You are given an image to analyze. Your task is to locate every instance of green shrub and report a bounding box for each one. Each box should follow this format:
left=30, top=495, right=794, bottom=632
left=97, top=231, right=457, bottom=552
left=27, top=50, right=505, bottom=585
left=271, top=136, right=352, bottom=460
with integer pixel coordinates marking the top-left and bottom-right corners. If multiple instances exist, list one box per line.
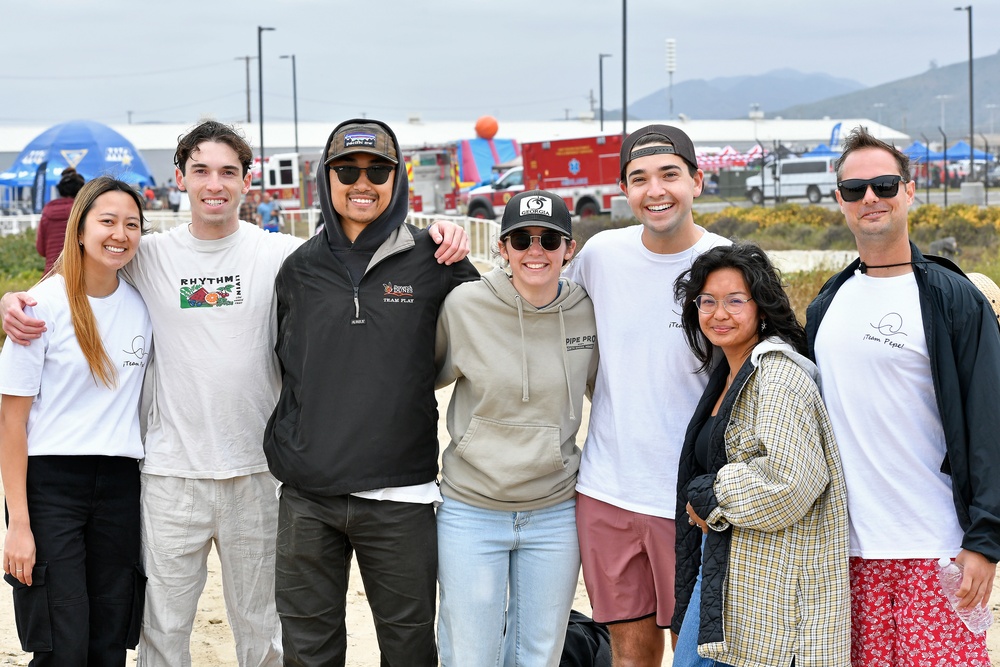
left=0, top=229, right=44, bottom=278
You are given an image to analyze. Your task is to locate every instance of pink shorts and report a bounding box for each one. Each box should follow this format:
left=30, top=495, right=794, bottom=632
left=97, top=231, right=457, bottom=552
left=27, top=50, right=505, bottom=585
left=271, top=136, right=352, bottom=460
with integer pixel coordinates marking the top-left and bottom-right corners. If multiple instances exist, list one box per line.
left=576, top=493, right=676, bottom=627
left=850, top=557, right=990, bottom=667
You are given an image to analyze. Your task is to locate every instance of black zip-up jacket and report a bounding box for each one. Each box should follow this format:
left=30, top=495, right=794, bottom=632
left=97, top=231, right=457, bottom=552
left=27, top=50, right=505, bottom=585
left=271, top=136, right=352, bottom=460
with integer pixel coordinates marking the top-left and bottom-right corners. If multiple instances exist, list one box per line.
left=263, top=119, right=478, bottom=495
left=806, top=243, right=1000, bottom=563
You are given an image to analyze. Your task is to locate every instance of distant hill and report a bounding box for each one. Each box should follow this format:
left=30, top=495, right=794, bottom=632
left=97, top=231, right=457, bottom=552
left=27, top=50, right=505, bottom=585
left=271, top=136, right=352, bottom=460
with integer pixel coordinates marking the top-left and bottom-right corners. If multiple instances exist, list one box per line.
left=774, top=51, right=1000, bottom=141
left=605, top=69, right=864, bottom=121
left=609, top=53, right=1000, bottom=143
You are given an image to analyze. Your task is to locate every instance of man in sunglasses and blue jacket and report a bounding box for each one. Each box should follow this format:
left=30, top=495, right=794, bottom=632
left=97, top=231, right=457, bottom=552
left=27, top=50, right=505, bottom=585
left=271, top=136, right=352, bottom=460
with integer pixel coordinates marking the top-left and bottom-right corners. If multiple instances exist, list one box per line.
left=807, top=125, right=1000, bottom=666
left=263, top=119, right=478, bottom=666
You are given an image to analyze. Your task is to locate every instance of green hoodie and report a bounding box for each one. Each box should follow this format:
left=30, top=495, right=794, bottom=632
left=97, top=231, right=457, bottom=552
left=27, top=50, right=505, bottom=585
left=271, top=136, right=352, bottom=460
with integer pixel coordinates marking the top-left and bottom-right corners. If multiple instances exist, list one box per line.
left=435, top=266, right=599, bottom=511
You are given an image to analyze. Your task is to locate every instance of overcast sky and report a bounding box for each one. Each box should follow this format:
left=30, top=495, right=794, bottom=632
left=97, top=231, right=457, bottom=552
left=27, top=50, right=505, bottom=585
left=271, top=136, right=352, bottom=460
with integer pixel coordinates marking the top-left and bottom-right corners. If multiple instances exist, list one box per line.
left=3, top=0, right=995, bottom=128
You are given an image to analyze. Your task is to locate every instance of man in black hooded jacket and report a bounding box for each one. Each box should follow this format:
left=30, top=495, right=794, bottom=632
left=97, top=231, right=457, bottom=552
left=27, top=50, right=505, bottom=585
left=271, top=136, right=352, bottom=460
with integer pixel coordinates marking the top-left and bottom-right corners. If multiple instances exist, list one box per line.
left=264, top=119, right=478, bottom=666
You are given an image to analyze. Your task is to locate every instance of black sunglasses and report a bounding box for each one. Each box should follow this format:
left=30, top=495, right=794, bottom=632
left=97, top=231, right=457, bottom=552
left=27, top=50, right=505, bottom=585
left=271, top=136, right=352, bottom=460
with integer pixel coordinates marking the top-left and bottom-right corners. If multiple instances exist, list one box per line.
left=837, top=175, right=904, bottom=202
left=330, top=164, right=395, bottom=185
left=504, top=230, right=567, bottom=252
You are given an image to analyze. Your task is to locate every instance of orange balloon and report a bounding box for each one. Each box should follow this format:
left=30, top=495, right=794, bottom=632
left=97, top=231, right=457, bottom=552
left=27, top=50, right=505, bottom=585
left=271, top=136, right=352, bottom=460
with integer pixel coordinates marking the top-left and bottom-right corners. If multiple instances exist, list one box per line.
left=475, top=115, right=499, bottom=140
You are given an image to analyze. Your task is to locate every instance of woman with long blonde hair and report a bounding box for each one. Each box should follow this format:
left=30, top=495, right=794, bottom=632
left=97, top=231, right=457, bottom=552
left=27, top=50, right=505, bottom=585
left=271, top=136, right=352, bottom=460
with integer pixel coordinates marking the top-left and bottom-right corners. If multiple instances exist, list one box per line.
left=0, top=176, right=152, bottom=665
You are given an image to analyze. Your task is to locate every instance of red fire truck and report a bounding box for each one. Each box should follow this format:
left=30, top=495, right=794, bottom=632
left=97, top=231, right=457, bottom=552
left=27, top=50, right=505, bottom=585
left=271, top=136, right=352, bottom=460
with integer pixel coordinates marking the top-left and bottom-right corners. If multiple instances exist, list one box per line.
left=463, top=134, right=623, bottom=219
left=251, top=146, right=460, bottom=214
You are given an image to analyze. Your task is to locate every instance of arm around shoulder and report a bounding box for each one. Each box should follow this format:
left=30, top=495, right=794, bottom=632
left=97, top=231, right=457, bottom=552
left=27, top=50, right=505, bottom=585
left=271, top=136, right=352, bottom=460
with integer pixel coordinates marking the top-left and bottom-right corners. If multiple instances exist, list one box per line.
left=1, top=292, right=45, bottom=346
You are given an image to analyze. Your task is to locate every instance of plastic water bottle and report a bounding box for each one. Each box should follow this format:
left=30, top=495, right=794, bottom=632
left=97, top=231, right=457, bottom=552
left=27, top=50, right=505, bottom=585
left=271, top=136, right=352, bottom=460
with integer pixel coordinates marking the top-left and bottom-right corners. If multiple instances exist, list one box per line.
left=936, top=557, right=994, bottom=634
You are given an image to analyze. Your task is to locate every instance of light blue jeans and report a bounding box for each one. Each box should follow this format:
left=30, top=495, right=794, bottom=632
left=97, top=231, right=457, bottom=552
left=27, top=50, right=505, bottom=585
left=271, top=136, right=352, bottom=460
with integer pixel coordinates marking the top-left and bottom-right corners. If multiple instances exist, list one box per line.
left=437, top=496, right=580, bottom=667
left=673, top=535, right=734, bottom=667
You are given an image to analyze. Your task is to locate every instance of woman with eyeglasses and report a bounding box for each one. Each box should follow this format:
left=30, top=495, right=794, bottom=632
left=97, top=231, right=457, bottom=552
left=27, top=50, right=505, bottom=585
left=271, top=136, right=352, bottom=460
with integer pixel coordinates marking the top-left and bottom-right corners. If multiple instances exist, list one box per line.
left=670, top=242, right=850, bottom=667
left=434, top=190, right=598, bottom=666
left=0, top=177, right=152, bottom=664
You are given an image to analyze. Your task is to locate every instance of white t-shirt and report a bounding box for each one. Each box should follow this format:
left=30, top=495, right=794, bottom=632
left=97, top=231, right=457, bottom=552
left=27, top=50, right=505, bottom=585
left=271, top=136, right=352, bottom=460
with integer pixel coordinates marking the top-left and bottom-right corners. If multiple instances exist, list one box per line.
left=124, top=222, right=302, bottom=478
left=564, top=225, right=729, bottom=517
left=0, top=275, right=151, bottom=459
left=814, top=271, right=964, bottom=558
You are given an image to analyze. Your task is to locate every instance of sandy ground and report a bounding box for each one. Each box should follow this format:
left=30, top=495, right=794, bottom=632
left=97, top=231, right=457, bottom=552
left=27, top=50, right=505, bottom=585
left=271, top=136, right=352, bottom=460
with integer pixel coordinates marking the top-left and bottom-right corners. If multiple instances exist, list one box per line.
left=1, top=385, right=999, bottom=665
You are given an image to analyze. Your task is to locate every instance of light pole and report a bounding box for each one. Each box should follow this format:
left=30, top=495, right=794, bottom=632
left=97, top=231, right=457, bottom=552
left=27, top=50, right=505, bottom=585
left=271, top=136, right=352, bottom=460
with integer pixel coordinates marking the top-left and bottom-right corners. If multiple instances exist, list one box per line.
left=936, top=94, right=952, bottom=132
left=987, top=104, right=997, bottom=134
left=939, top=126, right=949, bottom=207
left=920, top=132, right=932, bottom=202
left=665, top=38, right=676, bottom=118
left=621, top=0, right=627, bottom=138
left=873, top=102, right=885, bottom=128
left=598, top=53, right=611, bottom=132
left=235, top=55, right=257, bottom=123
left=280, top=54, right=299, bottom=153
left=257, top=25, right=275, bottom=199
left=955, top=6, right=973, bottom=180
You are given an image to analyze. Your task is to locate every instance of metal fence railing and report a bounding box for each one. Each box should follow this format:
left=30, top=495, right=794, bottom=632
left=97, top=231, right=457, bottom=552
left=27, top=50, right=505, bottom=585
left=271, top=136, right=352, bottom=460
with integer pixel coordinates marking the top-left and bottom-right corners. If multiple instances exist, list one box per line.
left=1, top=210, right=500, bottom=266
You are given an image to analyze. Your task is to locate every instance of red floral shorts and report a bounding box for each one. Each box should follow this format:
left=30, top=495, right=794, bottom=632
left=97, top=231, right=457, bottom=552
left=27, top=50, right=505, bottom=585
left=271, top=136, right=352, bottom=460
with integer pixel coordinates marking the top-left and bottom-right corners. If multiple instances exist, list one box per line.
left=849, top=557, right=990, bottom=667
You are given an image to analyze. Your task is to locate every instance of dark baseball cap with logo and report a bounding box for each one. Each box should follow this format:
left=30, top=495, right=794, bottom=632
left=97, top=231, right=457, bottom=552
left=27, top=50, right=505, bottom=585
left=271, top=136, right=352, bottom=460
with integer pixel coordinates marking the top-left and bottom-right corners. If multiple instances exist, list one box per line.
left=619, top=124, right=698, bottom=180
left=324, top=121, right=398, bottom=165
left=500, top=190, right=572, bottom=238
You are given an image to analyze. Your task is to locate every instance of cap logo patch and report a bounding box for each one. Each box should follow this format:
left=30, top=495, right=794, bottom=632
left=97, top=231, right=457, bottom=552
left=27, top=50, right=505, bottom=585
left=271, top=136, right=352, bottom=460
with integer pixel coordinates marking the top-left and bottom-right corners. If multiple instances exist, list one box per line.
left=521, top=195, right=552, bottom=217
left=344, top=133, right=376, bottom=148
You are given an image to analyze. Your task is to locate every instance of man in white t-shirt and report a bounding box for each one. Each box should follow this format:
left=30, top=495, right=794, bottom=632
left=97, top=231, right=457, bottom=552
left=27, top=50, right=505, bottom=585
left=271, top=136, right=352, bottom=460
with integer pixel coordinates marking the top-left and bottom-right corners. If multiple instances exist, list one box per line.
left=806, top=126, right=1000, bottom=666
left=1, top=121, right=470, bottom=666
left=563, top=124, right=728, bottom=666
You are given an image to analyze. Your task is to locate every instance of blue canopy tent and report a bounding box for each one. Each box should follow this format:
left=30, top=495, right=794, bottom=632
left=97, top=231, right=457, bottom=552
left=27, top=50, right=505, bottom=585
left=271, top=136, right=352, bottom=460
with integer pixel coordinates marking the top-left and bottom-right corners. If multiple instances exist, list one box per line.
left=944, top=141, right=994, bottom=162
left=901, top=141, right=944, bottom=163
left=802, top=143, right=841, bottom=157
left=0, top=120, right=155, bottom=212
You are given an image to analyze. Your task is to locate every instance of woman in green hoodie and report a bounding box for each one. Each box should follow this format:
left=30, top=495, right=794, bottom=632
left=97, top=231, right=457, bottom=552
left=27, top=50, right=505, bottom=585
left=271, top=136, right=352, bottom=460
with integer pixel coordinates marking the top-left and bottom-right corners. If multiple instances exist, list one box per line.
left=434, top=190, right=599, bottom=667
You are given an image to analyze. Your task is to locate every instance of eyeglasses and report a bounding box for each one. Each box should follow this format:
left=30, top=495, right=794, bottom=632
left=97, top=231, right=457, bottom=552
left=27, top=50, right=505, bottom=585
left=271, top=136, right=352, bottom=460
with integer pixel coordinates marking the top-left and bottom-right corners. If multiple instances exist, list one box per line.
left=694, top=294, right=754, bottom=315
left=330, top=164, right=395, bottom=185
left=504, top=231, right=568, bottom=252
left=837, top=175, right=904, bottom=202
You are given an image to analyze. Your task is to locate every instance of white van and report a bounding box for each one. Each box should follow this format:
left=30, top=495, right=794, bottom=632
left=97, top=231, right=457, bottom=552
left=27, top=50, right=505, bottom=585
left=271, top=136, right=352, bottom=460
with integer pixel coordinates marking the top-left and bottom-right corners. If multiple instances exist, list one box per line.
left=746, top=156, right=838, bottom=205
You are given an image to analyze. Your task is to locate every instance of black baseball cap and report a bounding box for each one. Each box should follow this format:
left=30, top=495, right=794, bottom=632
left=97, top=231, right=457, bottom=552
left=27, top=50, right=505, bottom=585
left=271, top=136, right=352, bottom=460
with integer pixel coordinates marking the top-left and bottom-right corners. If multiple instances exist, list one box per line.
left=620, top=124, right=699, bottom=180
left=500, top=190, right=572, bottom=237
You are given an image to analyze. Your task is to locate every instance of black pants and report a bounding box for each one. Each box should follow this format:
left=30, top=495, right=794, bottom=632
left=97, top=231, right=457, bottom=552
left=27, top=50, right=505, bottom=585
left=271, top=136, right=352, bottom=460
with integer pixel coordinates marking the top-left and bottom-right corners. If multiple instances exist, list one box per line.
left=5, top=456, right=143, bottom=667
left=275, top=487, right=437, bottom=667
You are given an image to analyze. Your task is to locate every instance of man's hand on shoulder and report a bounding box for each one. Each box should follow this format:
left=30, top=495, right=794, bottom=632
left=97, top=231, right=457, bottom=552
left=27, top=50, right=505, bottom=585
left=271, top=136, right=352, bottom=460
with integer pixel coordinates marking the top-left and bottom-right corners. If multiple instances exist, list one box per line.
left=954, top=548, right=997, bottom=609
left=1, top=292, right=45, bottom=345
left=428, top=220, right=471, bottom=265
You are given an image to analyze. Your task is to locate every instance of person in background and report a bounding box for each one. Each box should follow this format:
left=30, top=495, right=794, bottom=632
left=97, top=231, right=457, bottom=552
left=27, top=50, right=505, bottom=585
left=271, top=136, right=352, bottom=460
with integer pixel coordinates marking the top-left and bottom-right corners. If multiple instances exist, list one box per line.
left=672, top=242, right=849, bottom=667
left=36, top=167, right=86, bottom=273
left=1, top=177, right=152, bottom=665
left=257, top=192, right=279, bottom=232
left=807, top=126, right=1000, bottom=667
left=239, top=192, right=258, bottom=227
left=167, top=185, right=182, bottom=213
left=434, top=190, right=598, bottom=666
left=563, top=124, right=728, bottom=665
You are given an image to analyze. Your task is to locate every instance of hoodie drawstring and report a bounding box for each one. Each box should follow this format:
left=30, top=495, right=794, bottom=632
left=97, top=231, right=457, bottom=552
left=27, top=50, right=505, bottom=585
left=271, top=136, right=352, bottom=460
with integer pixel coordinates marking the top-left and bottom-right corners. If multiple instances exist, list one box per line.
left=515, top=295, right=529, bottom=403
left=558, top=305, right=575, bottom=421
left=514, top=291, right=575, bottom=420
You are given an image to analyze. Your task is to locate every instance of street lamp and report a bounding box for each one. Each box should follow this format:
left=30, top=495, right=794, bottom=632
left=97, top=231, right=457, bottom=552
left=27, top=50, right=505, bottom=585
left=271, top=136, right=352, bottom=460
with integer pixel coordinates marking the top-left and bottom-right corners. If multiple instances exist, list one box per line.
left=257, top=25, right=275, bottom=198
left=873, top=102, right=885, bottom=128
left=280, top=54, right=299, bottom=153
left=955, top=6, right=973, bottom=180
left=598, top=53, right=612, bottom=132
left=936, top=94, right=952, bottom=131
left=621, top=0, right=627, bottom=138
left=665, top=38, right=676, bottom=118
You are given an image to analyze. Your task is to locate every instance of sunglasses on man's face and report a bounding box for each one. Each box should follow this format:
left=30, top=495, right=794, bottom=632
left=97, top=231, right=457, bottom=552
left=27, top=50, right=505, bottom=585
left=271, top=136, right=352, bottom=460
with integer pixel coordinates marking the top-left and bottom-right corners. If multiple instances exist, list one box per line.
left=504, top=231, right=567, bottom=252
left=330, top=164, right=395, bottom=185
left=837, top=175, right=904, bottom=202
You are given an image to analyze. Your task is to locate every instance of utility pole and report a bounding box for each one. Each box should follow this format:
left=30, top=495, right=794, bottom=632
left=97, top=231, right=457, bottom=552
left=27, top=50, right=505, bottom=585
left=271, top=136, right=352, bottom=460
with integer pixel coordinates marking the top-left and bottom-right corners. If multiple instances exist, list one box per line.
left=235, top=55, right=257, bottom=123
left=257, top=26, right=275, bottom=199
left=665, top=38, right=676, bottom=118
